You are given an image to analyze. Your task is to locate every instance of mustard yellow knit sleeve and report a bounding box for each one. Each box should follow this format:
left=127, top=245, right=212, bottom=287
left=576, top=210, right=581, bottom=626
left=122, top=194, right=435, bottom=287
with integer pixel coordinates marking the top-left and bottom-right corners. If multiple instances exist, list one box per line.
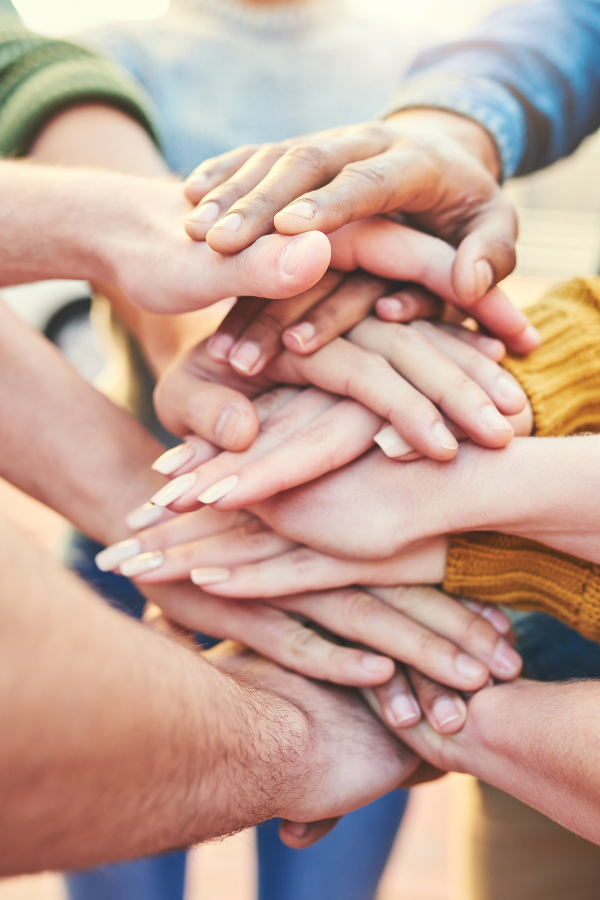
left=444, top=278, right=600, bottom=641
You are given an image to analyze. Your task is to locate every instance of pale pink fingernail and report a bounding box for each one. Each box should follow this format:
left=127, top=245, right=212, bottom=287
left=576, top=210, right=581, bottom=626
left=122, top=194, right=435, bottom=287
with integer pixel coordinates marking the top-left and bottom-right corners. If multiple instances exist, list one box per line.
left=376, top=297, right=404, bottom=319
left=211, top=211, right=242, bottom=232
left=433, top=422, right=459, bottom=451
left=230, top=341, right=261, bottom=375
left=284, top=321, right=316, bottom=350
left=374, top=424, right=413, bottom=459
left=433, top=696, right=465, bottom=728
left=95, top=538, right=141, bottom=572
left=496, top=375, right=525, bottom=401
left=152, top=443, right=195, bottom=475
left=207, top=333, right=235, bottom=362
left=492, top=639, right=521, bottom=676
left=361, top=654, right=392, bottom=676
left=125, top=503, right=165, bottom=531
left=151, top=472, right=197, bottom=507
left=388, top=693, right=420, bottom=726
left=198, top=474, right=239, bottom=504
left=279, top=200, right=316, bottom=220
left=454, top=653, right=486, bottom=680
left=120, top=551, right=164, bottom=577
left=188, top=201, right=220, bottom=224
left=191, top=567, right=231, bottom=585
left=523, top=323, right=541, bottom=347
left=480, top=405, right=513, bottom=432
left=474, top=259, right=493, bottom=298
left=280, top=233, right=313, bottom=277
left=215, top=404, right=245, bottom=448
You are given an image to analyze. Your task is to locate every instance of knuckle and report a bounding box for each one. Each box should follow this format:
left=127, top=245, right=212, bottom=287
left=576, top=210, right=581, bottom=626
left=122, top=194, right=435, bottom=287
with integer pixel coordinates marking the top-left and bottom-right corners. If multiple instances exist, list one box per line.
left=239, top=518, right=272, bottom=550
left=392, top=323, right=429, bottom=354
left=282, top=143, right=331, bottom=174
left=286, top=624, right=322, bottom=661
left=341, top=159, right=388, bottom=188
left=342, top=589, right=380, bottom=632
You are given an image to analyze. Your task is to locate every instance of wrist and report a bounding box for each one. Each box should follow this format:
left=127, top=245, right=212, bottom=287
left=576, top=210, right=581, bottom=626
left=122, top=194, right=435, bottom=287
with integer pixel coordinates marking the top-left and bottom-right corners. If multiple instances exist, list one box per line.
left=386, top=108, right=501, bottom=180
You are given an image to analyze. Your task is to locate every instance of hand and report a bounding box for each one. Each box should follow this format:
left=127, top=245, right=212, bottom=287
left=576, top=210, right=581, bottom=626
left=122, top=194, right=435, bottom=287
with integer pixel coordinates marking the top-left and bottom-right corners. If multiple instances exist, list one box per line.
left=205, top=641, right=419, bottom=848
left=191, top=217, right=537, bottom=359
left=99, top=176, right=331, bottom=314
left=150, top=326, right=530, bottom=513
left=183, top=109, right=522, bottom=310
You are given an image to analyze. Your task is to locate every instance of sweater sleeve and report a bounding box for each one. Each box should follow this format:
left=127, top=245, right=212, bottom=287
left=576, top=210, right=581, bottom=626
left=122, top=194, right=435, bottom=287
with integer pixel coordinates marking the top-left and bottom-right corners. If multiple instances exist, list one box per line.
left=443, top=277, right=600, bottom=641
left=0, top=2, right=159, bottom=157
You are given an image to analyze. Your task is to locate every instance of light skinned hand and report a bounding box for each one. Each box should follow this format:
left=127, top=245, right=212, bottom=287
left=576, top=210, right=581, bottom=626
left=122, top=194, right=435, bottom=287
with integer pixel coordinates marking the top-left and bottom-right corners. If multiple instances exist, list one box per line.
left=202, top=218, right=538, bottom=366
left=150, top=325, right=530, bottom=516
left=182, top=109, right=525, bottom=313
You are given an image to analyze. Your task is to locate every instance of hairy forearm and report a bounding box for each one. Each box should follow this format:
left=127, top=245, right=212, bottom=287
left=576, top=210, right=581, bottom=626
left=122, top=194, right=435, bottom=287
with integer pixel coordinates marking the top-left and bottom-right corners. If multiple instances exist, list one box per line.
left=0, top=516, right=311, bottom=874
left=458, top=680, right=600, bottom=844
left=0, top=301, right=164, bottom=544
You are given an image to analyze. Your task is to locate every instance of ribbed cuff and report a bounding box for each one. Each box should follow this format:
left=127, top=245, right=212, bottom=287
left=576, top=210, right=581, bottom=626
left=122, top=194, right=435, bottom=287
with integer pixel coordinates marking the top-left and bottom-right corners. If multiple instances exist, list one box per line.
left=502, top=278, right=600, bottom=437
left=381, top=73, right=526, bottom=180
left=444, top=533, right=600, bottom=643
left=0, top=50, right=160, bottom=157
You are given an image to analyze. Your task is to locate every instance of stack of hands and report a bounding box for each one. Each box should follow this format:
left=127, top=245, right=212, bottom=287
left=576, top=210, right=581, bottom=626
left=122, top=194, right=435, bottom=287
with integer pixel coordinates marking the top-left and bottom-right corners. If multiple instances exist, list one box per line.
left=95, top=117, right=538, bottom=831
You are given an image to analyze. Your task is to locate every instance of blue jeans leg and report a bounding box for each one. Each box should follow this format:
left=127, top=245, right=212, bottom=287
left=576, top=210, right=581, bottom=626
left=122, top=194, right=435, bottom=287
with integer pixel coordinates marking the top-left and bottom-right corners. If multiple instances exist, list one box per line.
left=256, top=789, right=410, bottom=900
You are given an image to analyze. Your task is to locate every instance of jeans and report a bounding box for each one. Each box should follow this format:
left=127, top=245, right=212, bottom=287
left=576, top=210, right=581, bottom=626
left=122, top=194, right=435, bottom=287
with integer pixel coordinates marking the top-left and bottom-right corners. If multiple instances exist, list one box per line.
left=63, top=532, right=409, bottom=900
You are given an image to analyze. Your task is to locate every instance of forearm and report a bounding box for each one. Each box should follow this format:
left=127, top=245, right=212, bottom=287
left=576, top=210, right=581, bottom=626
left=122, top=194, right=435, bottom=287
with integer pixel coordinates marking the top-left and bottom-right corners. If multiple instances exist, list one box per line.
left=457, top=679, right=600, bottom=843
left=0, top=516, right=311, bottom=874
left=0, top=301, right=164, bottom=544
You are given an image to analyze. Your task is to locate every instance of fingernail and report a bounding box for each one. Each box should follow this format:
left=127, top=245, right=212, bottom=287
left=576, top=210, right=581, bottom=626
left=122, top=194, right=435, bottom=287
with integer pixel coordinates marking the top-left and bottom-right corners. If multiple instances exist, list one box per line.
left=215, top=404, right=245, bottom=448
left=433, top=696, right=466, bottom=728
left=493, top=639, right=522, bottom=675
left=280, top=200, right=316, bottom=220
left=284, top=822, right=308, bottom=839
left=377, top=297, right=404, bottom=319
left=211, top=211, right=242, bottom=232
left=496, top=375, right=525, bottom=400
left=120, top=551, right=164, bottom=577
left=361, top=654, right=391, bottom=675
left=95, top=538, right=141, bottom=572
left=479, top=606, right=511, bottom=634
left=198, top=474, right=239, bottom=504
left=523, top=323, right=541, bottom=347
left=480, top=404, right=513, bottom=431
left=433, top=421, right=459, bottom=451
left=187, top=170, right=207, bottom=188
left=150, top=472, right=197, bottom=507
left=284, top=321, right=316, bottom=350
left=230, top=341, right=261, bottom=375
left=388, top=693, right=420, bottom=726
left=152, top=443, right=195, bottom=475
left=455, top=653, right=487, bottom=681
left=188, top=201, right=220, bottom=224
left=374, top=424, right=413, bottom=458
left=207, top=332, right=235, bottom=362
left=125, top=502, right=164, bottom=531
left=190, top=567, right=231, bottom=585
left=280, top=233, right=312, bottom=277
left=474, top=259, right=493, bottom=298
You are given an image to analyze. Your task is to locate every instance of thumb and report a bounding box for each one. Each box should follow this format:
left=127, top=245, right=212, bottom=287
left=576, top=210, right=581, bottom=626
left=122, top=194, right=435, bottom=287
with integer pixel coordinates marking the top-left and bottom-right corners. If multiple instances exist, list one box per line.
left=279, top=817, right=340, bottom=849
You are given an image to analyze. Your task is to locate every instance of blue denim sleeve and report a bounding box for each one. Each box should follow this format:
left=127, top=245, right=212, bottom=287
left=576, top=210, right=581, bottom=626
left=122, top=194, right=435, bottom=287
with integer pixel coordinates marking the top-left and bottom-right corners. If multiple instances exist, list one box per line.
left=386, top=0, right=600, bottom=179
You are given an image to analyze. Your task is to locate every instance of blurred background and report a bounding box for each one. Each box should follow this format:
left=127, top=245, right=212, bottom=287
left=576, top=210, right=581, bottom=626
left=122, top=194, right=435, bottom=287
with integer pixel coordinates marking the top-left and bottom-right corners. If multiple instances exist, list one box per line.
left=2, top=1, right=599, bottom=899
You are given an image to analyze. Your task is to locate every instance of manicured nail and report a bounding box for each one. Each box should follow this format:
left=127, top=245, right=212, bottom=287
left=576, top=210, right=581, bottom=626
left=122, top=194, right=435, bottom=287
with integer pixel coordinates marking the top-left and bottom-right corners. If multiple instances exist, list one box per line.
left=198, top=474, right=239, bottom=504
left=190, top=567, right=231, bottom=585
left=474, top=259, right=493, bottom=298
left=188, top=201, right=220, bottom=224
left=280, top=233, right=313, bottom=277
left=376, top=297, right=404, bottom=319
left=432, top=421, right=459, bottom=451
left=207, top=332, right=235, bottom=362
left=230, top=341, right=261, bottom=374
left=433, top=696, right=465, bottom=728
left=388, top=693, right=420, bottom=726
left=211, top=211, right=242, bottom=232
left=125, top=502, right=165, bottom=531
left=284, top=321, right=316, bottom=350
left=455, top=653, right=487, bottom=680
left=374, top=424, right=413, bottom=458
left=120, top=551, right=164, bottom=577
left=480, top=404, right=512, bottom=431
left=215, top=404, right=245, bottom=448
left=493, top=639, right=521, bottom=675
left=496, top=375, right=525, bottom=400
left=152, top=443, right=195, bottom=475
left=151, top=472, right=197, bottom=507
left=95, top=538, right=141, bottom=572
left=361, top=654, right=391, bottom=675
left=280, top=199, right=316, bottom=220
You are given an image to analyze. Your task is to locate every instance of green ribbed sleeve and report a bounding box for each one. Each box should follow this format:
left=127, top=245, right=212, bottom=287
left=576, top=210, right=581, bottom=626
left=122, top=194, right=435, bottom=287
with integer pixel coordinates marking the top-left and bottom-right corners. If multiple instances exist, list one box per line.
left=0, top=2, right=159, bottom=156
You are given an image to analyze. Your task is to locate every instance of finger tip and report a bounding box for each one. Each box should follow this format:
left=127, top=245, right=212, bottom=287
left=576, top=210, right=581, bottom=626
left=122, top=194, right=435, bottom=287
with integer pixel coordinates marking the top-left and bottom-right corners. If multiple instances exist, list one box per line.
left=185, top=220, right=209, bottom=241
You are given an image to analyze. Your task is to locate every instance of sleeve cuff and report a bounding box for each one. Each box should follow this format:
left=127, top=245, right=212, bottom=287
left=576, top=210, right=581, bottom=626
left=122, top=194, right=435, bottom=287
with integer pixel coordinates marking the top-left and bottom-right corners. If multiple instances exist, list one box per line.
left=381, top=73, right=527, bottom=180
left=0, top=54, right=160, bottom=157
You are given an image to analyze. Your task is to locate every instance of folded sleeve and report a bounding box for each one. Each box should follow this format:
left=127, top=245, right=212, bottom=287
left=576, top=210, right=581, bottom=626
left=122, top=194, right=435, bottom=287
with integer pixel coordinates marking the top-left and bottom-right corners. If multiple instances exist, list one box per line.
left=386, top=0, right=600, bottom=179
left=444, top=278, right=600, bottom=641
left=0, top=3, right=159, bottom=157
